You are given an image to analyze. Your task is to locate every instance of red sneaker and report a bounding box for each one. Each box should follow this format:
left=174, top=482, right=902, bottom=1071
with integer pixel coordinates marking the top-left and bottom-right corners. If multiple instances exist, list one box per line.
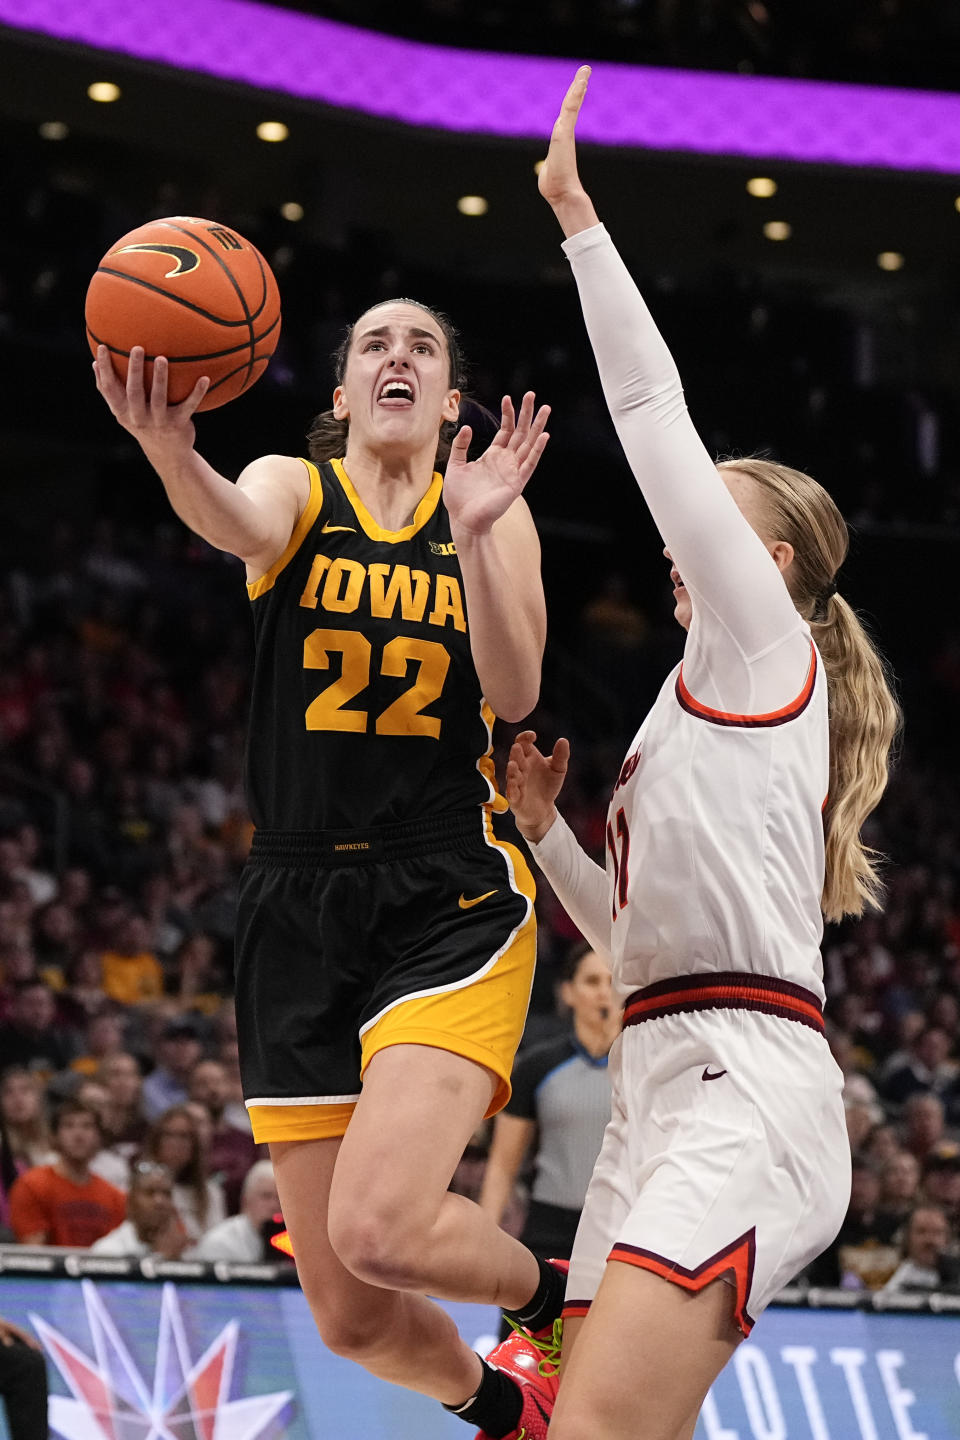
left=473, top=1320, right=563, bottom=1440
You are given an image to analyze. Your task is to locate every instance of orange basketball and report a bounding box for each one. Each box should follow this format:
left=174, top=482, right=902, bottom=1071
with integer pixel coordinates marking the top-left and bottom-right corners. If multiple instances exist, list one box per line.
left=85, top=216, right=282, bottom=412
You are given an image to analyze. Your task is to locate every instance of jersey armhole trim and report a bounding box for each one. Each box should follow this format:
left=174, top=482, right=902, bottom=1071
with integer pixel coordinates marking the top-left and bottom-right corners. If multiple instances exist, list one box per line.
left=247, top=457, right=324, bottom=599
left=675, top=639, right=817, bottom=729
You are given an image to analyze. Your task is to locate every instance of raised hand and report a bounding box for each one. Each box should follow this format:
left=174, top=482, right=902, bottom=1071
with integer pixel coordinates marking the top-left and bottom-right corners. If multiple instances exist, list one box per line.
left=93, top=345, right=209, bottom=457
left=442, top=392, right=550, bottom=535
left=538, top=66, right=600, bottom=238
left=506, top=729, right=570, bottom=842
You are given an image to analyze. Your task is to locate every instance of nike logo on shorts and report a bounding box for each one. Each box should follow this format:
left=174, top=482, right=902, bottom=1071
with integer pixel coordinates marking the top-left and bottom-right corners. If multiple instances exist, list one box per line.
left=701, top=1067, right=727, bottom=1081
left=458, top=890, right=497, bottom=909
left=321, top=522, right=356, bottom=533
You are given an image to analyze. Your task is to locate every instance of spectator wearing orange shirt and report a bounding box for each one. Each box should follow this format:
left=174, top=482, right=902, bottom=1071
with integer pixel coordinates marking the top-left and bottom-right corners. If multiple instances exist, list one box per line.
left=100, top=914, right=163, bottom=1006
left=9, top=1099, right=126, bottom=1247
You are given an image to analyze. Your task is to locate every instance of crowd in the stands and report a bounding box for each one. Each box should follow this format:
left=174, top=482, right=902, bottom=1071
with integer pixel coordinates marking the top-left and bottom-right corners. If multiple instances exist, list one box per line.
left=0, top=499, right=956, bottom=1292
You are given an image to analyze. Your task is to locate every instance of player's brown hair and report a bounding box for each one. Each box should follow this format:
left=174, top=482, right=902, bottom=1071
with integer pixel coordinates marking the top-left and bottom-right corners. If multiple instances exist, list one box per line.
left=307, top=298, right=465, bottom=467
left=718, top=458, right=901, bottom=923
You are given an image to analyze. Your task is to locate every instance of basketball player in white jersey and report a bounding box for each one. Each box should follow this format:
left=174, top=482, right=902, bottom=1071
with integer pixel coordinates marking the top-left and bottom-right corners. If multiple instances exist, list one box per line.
left=492, top=69, right=901, bottom=1440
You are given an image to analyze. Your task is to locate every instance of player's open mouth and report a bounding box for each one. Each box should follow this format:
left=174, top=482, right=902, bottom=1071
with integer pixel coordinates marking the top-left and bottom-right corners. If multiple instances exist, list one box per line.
left=378, top=380, right=414, bottom=405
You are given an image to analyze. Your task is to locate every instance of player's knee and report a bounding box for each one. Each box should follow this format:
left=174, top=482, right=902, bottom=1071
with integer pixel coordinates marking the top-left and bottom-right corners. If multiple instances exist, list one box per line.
left=329, top=1207, right=426, bottom=1290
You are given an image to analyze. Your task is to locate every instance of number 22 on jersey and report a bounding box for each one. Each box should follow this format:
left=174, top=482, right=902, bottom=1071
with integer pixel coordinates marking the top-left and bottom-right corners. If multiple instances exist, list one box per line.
left=304, top=628, right=451, bottom=737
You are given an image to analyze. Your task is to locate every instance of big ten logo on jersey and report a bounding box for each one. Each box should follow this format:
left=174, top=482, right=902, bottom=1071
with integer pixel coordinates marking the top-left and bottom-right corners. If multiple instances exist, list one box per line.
left=429, top=540, right=456, bottom=556
left=299, top=555, right=465, bottom=633
left=613, top=743, right=642, bottom=795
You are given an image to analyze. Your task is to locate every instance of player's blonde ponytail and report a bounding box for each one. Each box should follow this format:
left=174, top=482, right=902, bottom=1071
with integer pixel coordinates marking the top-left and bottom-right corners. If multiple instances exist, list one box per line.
left=718, top=458, right=901, bottom=923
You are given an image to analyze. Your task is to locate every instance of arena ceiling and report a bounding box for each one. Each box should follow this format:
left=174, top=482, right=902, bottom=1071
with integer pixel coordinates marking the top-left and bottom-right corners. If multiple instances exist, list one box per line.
left=2, top=15, right=959, bottom=311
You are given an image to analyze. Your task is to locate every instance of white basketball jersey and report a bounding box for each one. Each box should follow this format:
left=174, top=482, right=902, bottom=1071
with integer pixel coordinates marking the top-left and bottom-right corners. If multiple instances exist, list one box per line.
left=530, top=224, right=839, bottom=1013
left=604, top=635, right=829, bottom=1002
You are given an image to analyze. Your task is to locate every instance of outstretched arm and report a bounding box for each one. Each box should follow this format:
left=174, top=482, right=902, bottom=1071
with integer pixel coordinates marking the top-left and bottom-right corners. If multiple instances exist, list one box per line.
left=94, top=346, right=307, bottom=572
left=539, top=71, right=806, bottom=696
left=443, top=393, right=549, bottom=721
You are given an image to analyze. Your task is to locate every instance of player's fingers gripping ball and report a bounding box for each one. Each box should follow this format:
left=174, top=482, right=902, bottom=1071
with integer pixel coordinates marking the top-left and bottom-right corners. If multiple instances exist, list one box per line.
left=85, top=216, right=282, bottom=411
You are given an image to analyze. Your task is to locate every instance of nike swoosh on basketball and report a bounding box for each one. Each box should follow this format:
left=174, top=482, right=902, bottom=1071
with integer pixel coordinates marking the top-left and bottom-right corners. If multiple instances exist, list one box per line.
left=321, top=522, right=356, bottom=533
left=701, top=1067, right=727, bottom=1081
left=458, top=890, right=497, bottom=909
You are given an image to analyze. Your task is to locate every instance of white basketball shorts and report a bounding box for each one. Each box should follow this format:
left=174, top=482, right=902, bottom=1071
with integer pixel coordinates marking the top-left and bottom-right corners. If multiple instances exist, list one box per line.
left=563, top=972, right=850, bottom=1334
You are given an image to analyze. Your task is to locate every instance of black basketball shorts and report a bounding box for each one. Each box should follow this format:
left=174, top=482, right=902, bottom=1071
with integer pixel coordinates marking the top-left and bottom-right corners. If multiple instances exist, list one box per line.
left=235, top=808, right=536, bottom=1143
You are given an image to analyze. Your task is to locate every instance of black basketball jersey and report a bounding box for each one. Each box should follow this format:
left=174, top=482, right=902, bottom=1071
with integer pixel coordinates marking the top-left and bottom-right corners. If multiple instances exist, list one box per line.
left=245, top=457, right=507, bottom=831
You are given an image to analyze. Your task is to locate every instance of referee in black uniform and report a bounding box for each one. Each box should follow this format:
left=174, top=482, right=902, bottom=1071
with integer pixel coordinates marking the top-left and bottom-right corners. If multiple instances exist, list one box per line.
left=481, top=942, right=619, bottom=1305
left=93, top=302, right=567, bottom=1440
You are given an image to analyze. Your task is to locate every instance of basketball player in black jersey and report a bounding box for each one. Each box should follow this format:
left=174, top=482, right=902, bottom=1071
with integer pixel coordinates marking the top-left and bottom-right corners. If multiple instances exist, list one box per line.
left=93, top=303, right=565, bottom=1440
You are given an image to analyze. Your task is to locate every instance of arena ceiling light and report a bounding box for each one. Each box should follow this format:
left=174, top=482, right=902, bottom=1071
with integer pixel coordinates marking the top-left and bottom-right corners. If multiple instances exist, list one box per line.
left=256, top=121, right=288, bottom=142
left=746, top=177, right=777, bottom=197
left=5, top=0, right=960, bottom=174
left=457, top=195, right=489, bottom=216
left=280, top=202, right=304, bottom=222
left=877, top=251, right=905, bottom=271
left=87, top=81, right=121, bottom=103
left=38, top=120, right=68, bottom=139
left=763, top=220, right=792, bottom=241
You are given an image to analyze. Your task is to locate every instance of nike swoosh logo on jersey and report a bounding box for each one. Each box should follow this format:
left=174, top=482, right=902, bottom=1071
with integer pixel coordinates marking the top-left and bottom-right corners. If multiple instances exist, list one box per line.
left=701, top=1067, right=727, bottom=1082
left=321, top=522, right=356, bottom=533
left=458, top=890, right=497, bottom=910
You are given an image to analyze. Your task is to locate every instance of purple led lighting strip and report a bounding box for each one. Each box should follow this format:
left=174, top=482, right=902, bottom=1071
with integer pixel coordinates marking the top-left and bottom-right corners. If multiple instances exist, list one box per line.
left=3, top=0, right=960, bottom=174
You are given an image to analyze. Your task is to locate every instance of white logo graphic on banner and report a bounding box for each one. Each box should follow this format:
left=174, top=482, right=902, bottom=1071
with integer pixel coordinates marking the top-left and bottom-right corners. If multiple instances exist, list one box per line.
left=30, top=1279, right=294, bottom=1439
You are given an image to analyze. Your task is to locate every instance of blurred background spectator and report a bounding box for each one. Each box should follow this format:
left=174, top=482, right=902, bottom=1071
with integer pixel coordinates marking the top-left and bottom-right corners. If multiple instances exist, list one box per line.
left=193, top=1159, right=281, bottom=1263
left=882, top=1204, right=958, bottom=1292
left=141, top=1018, right=204, bottom=1121
left=7, top=1100, right=125, bottom=1248
left=89, top=1160, right=192, bottom=1260
left=139, top=1105, right=227, bottom=1242
left=0, top=1071, right=53, bottom=1173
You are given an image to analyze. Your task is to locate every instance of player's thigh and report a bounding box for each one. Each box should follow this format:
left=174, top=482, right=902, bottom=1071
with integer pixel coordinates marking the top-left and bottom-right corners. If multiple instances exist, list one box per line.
left=552, top=1263, right=740, bottom=1440
left=330, top=1042, right=497, bottom=1232
left=269, top=1136, right=394, bottom=1336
